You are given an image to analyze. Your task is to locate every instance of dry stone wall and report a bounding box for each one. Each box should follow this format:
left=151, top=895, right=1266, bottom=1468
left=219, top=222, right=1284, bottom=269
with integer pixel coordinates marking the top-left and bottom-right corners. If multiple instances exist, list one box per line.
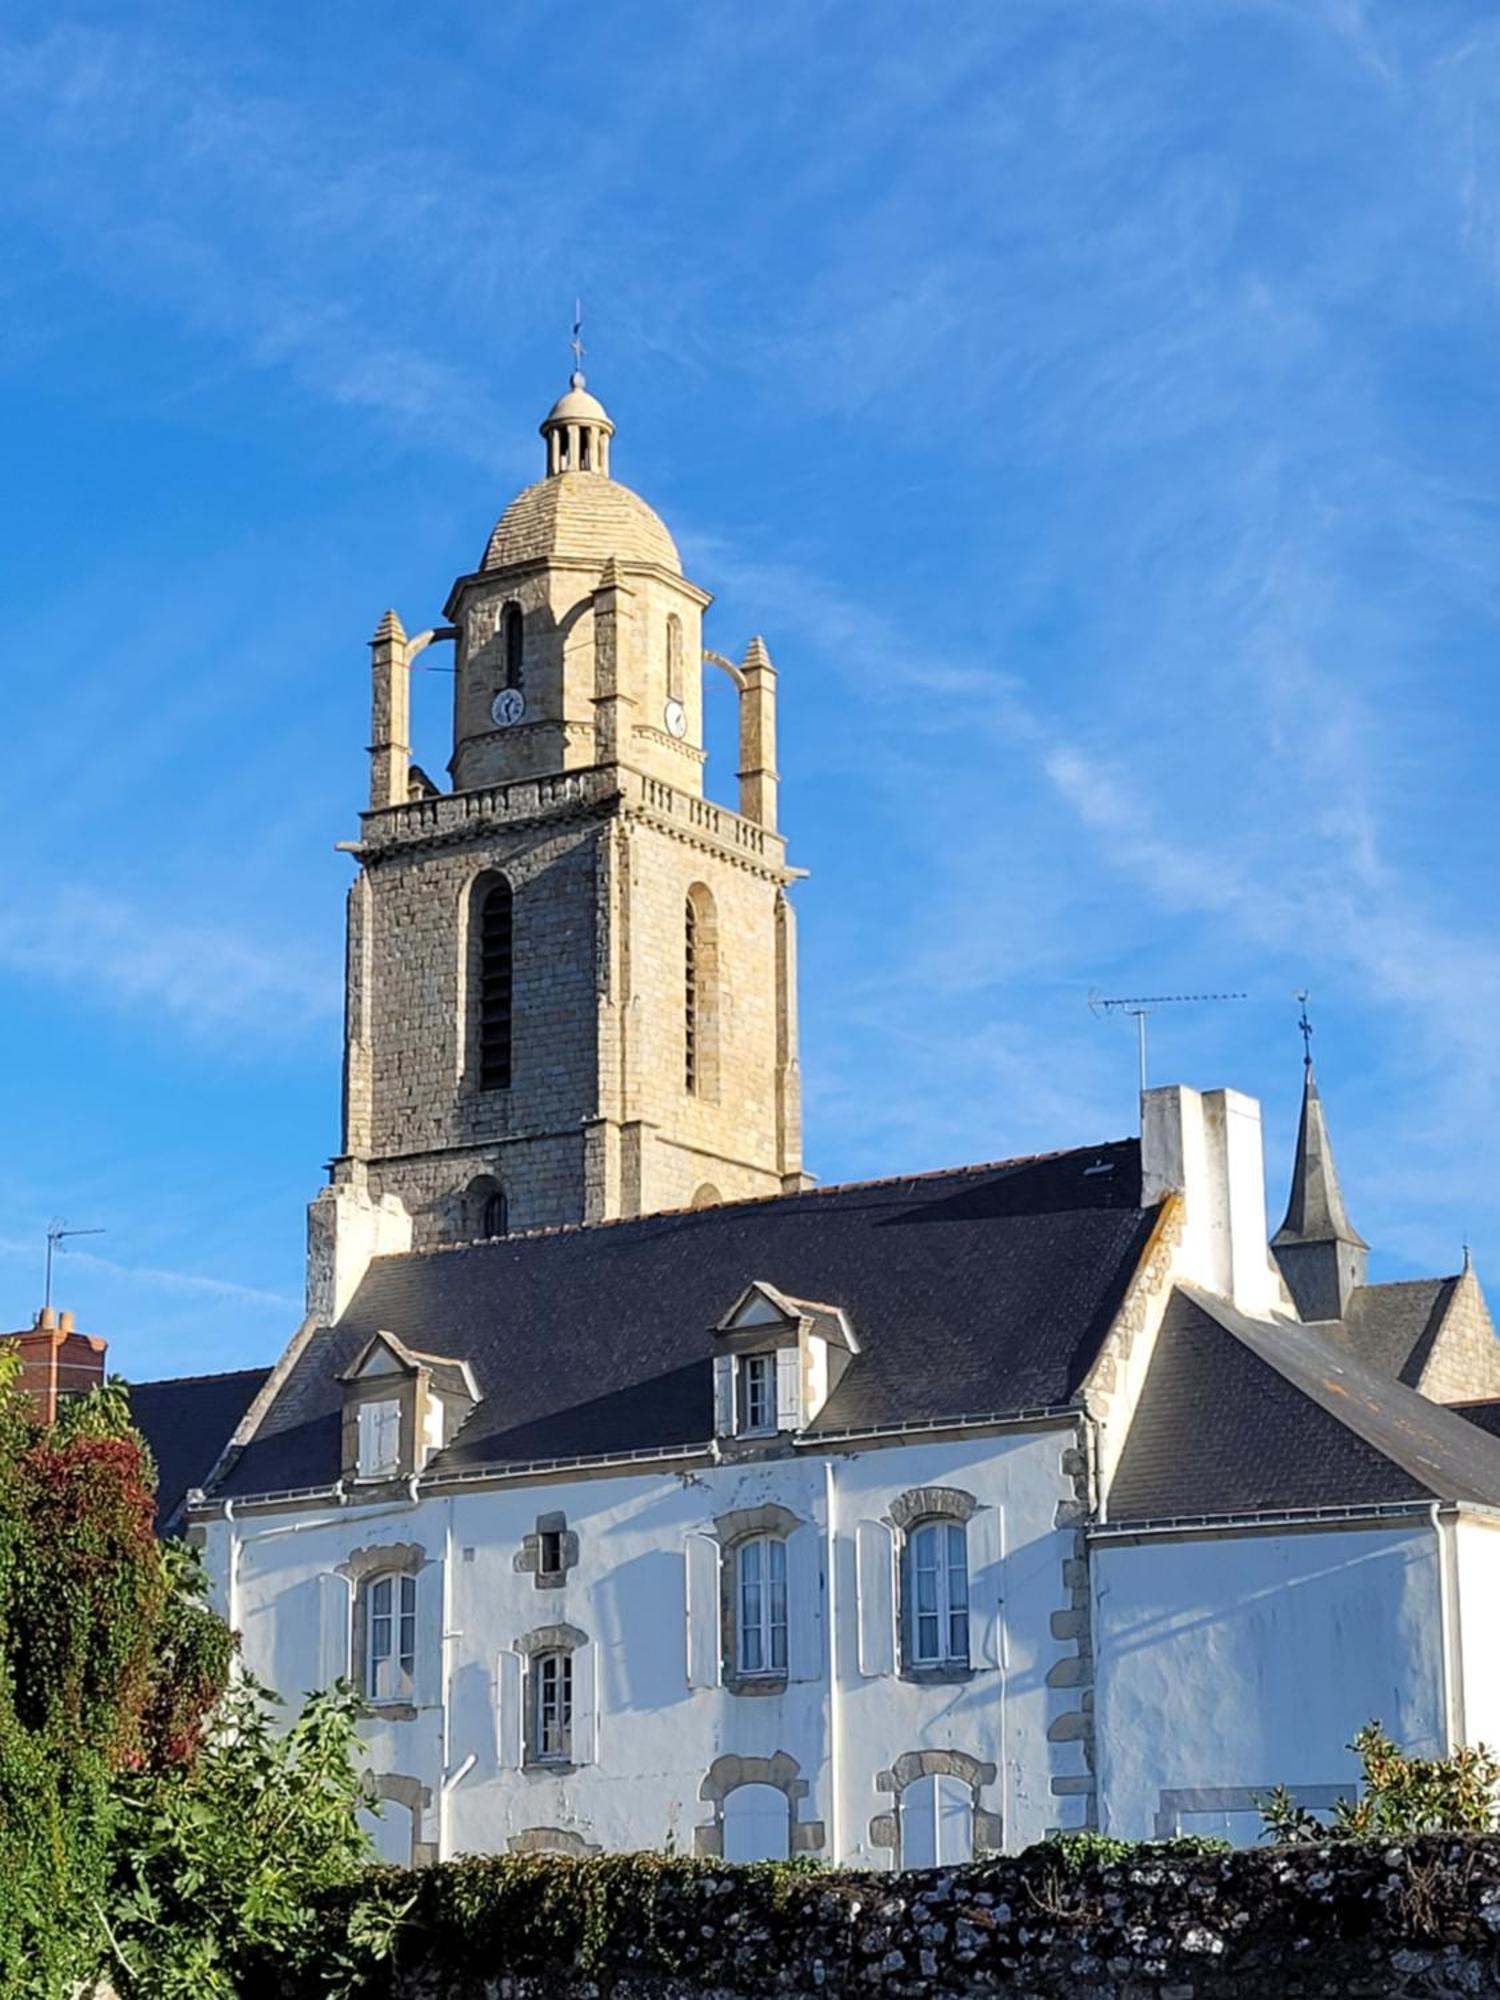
left=294, top=1837, right=1500, bottom=1998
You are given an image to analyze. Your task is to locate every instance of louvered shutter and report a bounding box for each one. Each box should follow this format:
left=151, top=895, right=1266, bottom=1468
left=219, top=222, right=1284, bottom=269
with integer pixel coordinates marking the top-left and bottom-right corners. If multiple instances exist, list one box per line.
left=571, top=1643, right=597, bottom=1766
left=685, top=1532, right=721, bottom=1689
left=497, top=1650, right=524, bottom=1769
left=316, top=1571, right=352, bottom=1688
left=713, top=1354, right=736, bottom=1436
left=855, top=1520, right=896, bottom=1677
left=414, top=1558, right=446, bottom=1708
left=785, top=1524, right=824, bottom=1681
left=775, top=1347, right=801, bottom=1430
left=968, top=1505, right=1004, bottom=1670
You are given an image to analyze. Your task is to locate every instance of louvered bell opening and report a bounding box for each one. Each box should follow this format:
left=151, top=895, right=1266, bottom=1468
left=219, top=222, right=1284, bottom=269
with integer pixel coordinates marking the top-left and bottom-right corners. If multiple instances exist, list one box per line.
left=684, top=895, right=698, bottom=1095
left=479, top=883, right=513, bottom=1091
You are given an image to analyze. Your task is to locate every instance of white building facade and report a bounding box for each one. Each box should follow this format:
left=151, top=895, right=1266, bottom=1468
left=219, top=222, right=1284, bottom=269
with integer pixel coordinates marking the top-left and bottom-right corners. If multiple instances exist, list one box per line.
left=174, top=372, right=1500, bottom=1868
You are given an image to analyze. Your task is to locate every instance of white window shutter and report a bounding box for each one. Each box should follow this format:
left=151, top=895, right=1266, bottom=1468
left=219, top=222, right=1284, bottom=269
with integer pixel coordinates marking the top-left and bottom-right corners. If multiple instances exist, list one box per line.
left=316, top=1571, right=352, bottom=1687
left=414, top=1558, right=446, bottom=1708
left=497, top=1649, right=524, bottom=1769
left=900, top=1774, right=938, bottom=1869
left=855, top=1519, right=896, bottom=1677
left=685, top=1532, right=721, bottom=1689
left=775, top=1346, right=801, bottom=1430
left=357, top=1402, right=379, bottom=1474
left=713, top=1354, right=736, bottom=1435
left=968, top=1504, right=1004, bottom=1669
left=571, top=1642, right=597, bottom=1766
left=785, top=1524, right=824, bottom=1681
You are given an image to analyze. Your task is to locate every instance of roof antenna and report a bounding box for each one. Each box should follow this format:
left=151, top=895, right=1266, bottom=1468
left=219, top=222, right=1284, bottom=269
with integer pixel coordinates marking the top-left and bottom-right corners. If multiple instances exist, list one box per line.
left=1088, top=990, right=1248, bottom=1096
left=570, top=299, right=585, bottom=384
left=44, top=1219, right=105, bottom=1313
left=1295, top=989, right=1314, bottom=1070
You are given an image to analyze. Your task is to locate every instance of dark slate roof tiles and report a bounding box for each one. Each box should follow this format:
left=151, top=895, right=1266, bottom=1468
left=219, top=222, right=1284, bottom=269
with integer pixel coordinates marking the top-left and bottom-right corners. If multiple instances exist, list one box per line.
left=128, top=1367, right=270, bottom=1532
left=214, top=1142, right=1155, bottom=1499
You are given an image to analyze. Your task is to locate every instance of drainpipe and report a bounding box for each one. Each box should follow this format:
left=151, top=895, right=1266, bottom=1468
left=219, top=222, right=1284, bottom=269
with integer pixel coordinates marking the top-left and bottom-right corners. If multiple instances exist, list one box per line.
left=824, top=1459, right=843, bottom=1865
left=1432, top=1502, right=1466, bottom=1752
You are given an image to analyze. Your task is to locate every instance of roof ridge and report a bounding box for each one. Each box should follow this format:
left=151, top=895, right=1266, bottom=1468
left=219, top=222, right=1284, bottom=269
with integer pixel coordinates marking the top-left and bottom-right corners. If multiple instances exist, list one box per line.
left=128, top=1365, right=272, bottom=1390
left=371, top=1138, right=1140, bottom=1263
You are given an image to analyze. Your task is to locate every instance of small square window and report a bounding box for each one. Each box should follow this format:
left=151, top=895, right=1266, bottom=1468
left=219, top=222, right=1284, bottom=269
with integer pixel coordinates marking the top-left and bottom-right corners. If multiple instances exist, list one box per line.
left=739, top=1353, right=774, bottom=1434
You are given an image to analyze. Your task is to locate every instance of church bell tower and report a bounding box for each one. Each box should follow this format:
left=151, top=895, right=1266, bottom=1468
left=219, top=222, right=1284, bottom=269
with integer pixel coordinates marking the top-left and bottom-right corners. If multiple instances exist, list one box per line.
left=326, top=369, right=806, bottom=1255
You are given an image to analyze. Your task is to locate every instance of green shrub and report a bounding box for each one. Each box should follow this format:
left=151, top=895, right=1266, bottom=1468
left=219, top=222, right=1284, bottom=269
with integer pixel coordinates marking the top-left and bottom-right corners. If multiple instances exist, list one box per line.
left=1260, top=1721, right=1500, bottom=1843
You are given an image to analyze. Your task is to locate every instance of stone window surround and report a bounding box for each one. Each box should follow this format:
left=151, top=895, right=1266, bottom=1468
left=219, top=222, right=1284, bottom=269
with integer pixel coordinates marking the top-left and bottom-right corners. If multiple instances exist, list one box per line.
left=507, top=1825, right=602, bottom=1857
left=694, top=1750, right=825, bottom=1859
left=888, top=1486, right=978, bottom=1684
left=514, top=1622, right=589, bottom=1772
left=339, top=1541, right=428, bottom=1721
left=370, top=1770, right=436, bottom=1868
left=1153, top=1783, right=1345, bottom=1840
left=514, top=1510, right=580, bottom=1591
left=712, top=1502, right=802, bottom=1696
left=867, top=1748, right=1002, bottom=1863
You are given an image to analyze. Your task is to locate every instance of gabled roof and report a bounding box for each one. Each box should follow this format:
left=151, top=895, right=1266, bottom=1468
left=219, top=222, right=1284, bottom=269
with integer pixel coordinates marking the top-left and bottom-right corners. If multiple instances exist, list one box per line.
left=1327, top=1277, right=1459, bottom=1386
left=337, top=1329, right=478, bottom=1401
left=1109, top=1287, right=1500, bottom=1522
left=209, top=1141, right=1156, bottom=1500
left=127, top=1367, right=271, bottom=1535
left=715, top=1281, right=858, bottom=1351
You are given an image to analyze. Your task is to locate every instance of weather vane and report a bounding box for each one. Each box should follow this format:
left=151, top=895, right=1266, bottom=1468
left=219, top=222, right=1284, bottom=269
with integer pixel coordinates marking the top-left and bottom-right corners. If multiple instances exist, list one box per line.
left=570, top=299, right=585, bottom=379
left=1295, top=989, right=1314, bottom=1069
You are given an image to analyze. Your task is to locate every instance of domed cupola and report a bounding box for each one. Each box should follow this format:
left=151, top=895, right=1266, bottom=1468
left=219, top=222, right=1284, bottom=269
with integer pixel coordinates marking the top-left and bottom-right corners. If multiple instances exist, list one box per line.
left=541, top=370, right=614, bottom=476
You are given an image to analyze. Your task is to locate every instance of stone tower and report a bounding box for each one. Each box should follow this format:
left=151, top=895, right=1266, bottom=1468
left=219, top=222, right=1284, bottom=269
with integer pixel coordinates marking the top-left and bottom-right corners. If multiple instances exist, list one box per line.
left=319, top=371, right=805, bottom=1270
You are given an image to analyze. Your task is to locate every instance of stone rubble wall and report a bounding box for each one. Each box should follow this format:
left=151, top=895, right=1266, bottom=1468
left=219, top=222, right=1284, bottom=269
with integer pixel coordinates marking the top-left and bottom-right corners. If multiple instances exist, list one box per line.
left=298, top=1837, right=1500, bottom=1998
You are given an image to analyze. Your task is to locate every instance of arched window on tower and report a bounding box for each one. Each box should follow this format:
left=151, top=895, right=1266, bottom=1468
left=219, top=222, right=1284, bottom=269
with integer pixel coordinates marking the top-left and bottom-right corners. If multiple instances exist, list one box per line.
left=684, top=883, right=720, bottom=1101
left=499, top=602, right=524, bottom=692
left=464, top=1175, right=508, bottom=1240
left=474, top=876, right=514, bottom=1092
left=666, top=614, right=685, bottom=703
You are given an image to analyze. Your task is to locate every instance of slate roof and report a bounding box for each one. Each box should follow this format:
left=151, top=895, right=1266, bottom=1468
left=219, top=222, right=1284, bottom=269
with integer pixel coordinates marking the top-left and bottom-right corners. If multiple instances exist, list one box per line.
left=212, top=1141, right=1156, bottom=1501
left=1109, top=1288, right=1500, bottom=1521
left=1452, top=1400, right=1500, bottom=1441
left=128, top=1367, right=270, bottom=1533
left=1332, top=1277, right=1460, bottom=1386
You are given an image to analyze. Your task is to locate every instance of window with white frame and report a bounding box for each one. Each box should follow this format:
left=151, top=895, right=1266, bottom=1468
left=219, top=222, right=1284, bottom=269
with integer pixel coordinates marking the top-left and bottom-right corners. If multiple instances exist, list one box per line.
left=365, top=1572, right=416, bottom=1700
left=905, top=1519, right=970, bottom=1668
left=738, top=1353, right=774, bottom=1434
left=736, top=1535, right=788, bottom=1677
left=357, top=1398, right=402, bottom=1479
left=529, top=1650, right=573, bottom=1764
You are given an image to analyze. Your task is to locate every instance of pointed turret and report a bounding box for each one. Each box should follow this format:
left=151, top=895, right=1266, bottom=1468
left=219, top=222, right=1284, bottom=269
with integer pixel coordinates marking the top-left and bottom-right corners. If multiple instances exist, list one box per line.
left=1271, top=1063, right=1368, bottom=1321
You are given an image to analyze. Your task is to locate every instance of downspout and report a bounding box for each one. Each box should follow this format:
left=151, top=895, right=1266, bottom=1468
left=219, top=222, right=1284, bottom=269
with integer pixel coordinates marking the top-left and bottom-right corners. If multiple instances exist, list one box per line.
left=1432, top=1502, right=1466, bottom=1752
left=823, top=1459, right=843, bottom=1865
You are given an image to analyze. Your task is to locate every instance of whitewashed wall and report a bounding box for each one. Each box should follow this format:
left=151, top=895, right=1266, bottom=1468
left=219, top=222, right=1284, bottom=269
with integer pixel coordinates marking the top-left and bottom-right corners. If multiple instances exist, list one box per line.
left=200, top=1423, right=1084, bottom=1867
left=1456, top=1517, right=1500, bottom=1755
left=1091, top=1520, right=1446, bottom=1842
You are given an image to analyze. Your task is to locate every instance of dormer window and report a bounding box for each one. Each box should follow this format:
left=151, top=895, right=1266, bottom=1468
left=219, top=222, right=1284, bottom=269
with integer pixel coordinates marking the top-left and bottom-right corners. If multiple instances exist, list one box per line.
left=338, top=1332, right=478, bottom=1486
left=739, top=1353, right=774, bottom=1434
left=711, top=1281, right=859, bottom=1440
left=358, top=1398, right=402, bottom=1480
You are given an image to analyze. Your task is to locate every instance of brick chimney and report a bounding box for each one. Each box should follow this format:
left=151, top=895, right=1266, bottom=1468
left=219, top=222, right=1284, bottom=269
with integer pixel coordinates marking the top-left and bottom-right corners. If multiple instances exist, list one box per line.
left=4, top=1307, right=107, bottom=1423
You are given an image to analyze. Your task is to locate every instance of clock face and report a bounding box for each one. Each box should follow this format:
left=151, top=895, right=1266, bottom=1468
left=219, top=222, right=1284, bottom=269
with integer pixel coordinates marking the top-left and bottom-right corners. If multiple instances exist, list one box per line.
left=663, top=698, right=687, bottom=740
left=490, top=687, right=526, bottom=728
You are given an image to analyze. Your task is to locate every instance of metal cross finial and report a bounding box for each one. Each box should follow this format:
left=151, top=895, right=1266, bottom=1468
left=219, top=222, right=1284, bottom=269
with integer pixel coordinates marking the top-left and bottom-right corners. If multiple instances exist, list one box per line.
left=1295, top=990, right=1314, bottom=1069
left=570, top=299, right=585, bottom=380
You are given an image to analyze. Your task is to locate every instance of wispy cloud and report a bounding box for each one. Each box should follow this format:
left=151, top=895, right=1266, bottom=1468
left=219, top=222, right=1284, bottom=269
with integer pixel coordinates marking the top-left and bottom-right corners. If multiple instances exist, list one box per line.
left=0, top=1237, right=296, bottom=1316
left=0, top=887, right=338, bottom=1041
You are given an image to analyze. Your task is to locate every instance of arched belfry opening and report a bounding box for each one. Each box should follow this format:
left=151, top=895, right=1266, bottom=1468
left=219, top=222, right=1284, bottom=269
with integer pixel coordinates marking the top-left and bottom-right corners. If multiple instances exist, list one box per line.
left=469, top=874, right=514, bottom=1094
left=684, top=883, right=721, bottom=1103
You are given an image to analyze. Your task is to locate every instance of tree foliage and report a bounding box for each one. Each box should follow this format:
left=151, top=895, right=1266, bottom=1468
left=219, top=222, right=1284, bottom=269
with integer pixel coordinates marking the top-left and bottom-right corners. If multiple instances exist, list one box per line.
left=1261, top=1721, right=1500, bottom=1842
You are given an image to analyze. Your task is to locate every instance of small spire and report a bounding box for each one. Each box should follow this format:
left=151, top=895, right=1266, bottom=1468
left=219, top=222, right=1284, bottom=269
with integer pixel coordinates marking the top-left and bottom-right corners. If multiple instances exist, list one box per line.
left=372, top=608, right=407, bottom=645
left=1272, top=1061, right=1367, bottom=1252
left=741, top=635, right=774, bottom=674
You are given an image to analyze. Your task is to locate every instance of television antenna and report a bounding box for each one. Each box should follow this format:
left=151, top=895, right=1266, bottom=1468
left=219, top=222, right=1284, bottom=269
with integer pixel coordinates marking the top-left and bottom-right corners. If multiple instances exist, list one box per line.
left=43, top=1220, right=105, bottom=1313
left=1088, top=990, right=1248, bottom=1094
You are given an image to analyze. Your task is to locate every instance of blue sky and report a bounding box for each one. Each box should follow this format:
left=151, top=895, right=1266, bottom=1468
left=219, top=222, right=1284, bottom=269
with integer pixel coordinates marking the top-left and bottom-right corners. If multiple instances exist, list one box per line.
left=3, top=0, right=1499, bottom=1378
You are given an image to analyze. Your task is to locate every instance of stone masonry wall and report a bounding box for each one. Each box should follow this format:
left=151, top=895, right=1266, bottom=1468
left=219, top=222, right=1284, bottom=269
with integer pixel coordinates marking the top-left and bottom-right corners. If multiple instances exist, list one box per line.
left=294, top=1837, right=1500, bottom=1999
